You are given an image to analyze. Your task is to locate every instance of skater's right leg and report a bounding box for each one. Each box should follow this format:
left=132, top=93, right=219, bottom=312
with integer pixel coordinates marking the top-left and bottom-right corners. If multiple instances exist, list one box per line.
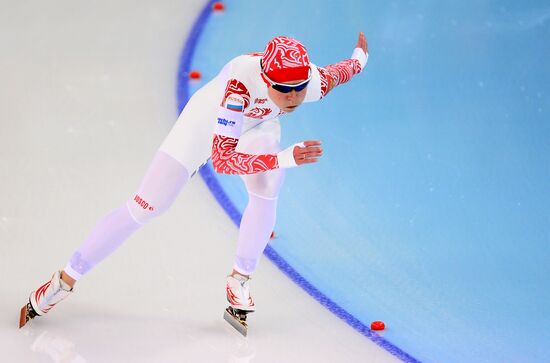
left=64, top=150, right=190, bottom=281
left=22, top=71, right=224, bottom=326
left=62, top=71, right=226, bottom=283
left=21, top=151, right=191, bottom=327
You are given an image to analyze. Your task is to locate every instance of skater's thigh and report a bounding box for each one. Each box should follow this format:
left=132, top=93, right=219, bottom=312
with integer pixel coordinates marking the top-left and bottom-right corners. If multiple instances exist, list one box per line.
left=128, top=151, right=189, bottom=223
left=159, top=77, right=225, bottom=175
left=237, top=119, right=285, bottom=199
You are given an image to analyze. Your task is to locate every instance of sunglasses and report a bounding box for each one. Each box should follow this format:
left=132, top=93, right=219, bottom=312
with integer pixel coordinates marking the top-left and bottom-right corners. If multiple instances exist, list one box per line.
left=261, top=62, right=311, bottom=94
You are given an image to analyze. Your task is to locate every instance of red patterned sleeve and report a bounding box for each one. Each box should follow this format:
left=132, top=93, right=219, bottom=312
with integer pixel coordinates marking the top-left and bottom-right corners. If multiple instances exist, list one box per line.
left=318, top=58, right=363, bottom=98
left=212, top=135, right=278, bottom=174
left=211, top=78, right=279, bottom=175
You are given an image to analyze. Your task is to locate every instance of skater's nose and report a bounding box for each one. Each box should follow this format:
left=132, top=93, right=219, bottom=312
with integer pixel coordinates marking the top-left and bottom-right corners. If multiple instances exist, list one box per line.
left=286, top=90, right=298, bottom=100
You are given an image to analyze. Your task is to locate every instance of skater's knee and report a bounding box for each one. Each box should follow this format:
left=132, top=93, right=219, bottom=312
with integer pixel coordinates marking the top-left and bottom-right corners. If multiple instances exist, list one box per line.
left=127, top=193, right=172, bottom=224
left=244, top=169, right=285, bottom=200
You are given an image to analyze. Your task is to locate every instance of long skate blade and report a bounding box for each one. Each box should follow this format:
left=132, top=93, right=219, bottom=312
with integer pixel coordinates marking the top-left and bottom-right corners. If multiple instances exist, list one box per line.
left=19, top=305, right=28, bottom=328
left=224, top=309, right=247, bottom=337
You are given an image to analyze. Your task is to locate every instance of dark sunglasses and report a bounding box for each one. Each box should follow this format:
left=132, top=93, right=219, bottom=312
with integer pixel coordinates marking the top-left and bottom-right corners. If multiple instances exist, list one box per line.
left=271, top=79, right=310, bottom=93
left=261, top=62, right=311, bottom=93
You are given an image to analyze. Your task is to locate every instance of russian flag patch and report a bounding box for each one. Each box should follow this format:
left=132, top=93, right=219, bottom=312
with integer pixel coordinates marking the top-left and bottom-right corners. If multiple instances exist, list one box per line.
left=226, top=103, right=243, bottom=112
left=224, top=94, right=244, bottom=112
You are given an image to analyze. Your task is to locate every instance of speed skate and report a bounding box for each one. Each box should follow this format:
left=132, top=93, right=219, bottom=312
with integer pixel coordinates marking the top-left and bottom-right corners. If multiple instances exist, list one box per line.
left=224, top=273, right=256, bottom=336
left=224, top=306, right=251, bottom=336
left=19, top=271, right=73, bottom=328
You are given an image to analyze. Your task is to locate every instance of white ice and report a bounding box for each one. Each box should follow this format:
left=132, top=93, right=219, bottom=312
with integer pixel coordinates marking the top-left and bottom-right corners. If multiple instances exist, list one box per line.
left=0, top=1, right=399, bottom=361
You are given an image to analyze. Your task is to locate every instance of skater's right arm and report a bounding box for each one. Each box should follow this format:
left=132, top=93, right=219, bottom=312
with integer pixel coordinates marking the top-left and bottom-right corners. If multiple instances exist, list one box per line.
left=211, top=80, right=322, bottom=174
left=211, top=79, right=278, bottom=174
left=212, top=134, right=278, bottom=174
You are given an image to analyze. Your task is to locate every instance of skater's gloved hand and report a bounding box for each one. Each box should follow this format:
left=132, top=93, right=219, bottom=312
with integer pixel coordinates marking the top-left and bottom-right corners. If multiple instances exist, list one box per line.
left=277, top=140, right=323, bottom=168
left=352, top=32, right=369, bottom=70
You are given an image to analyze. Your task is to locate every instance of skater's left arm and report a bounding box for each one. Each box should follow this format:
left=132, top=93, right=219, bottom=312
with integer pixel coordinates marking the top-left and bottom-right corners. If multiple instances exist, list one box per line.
left=316, top=32, right=369, bottom=99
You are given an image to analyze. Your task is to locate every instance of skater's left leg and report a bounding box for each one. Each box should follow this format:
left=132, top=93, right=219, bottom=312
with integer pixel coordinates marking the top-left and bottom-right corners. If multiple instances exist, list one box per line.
left=232, top=118, right=284, bottom=277
left=226, top=168, right=285, bottom=312
left=225, top=119, right=284, bottom=311
left=234, top=172, right=284, bottom=275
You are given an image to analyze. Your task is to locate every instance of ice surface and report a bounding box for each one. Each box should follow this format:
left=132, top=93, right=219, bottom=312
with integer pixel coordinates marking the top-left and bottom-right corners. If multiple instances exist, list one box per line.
left=0, top=1, right=398, bottom=362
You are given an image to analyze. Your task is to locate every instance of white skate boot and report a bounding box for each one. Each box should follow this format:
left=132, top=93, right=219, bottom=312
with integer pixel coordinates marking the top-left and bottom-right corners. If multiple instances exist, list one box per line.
left=226, top=273, right=255, bottom=312
left=224, top=273, right=255, bottom=336
left=19, top=271, right=73, bottom=328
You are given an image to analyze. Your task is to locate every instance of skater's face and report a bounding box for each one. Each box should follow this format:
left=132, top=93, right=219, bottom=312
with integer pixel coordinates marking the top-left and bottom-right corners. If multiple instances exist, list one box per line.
left=267, top=80, right=308, bottom=113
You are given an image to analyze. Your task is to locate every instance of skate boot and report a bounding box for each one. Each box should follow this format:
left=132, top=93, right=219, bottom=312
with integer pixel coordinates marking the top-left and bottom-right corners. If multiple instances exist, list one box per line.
left=224, top=273, right=255, bottom=336
left=19, top=271, right=73, bottom=328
